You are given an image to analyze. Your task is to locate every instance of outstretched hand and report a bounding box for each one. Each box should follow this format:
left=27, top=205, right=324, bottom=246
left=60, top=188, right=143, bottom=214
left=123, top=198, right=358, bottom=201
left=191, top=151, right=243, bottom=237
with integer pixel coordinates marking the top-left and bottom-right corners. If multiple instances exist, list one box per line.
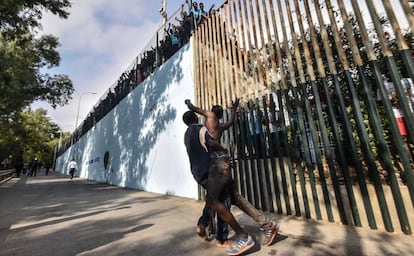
left=185, top=99, right=191, bottom=106
left=232, top=98, right=240, bottom=110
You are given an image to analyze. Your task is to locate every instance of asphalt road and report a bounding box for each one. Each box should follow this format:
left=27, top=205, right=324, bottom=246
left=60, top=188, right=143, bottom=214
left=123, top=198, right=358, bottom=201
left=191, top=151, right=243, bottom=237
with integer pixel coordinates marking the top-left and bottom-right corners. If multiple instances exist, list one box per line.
left=1, top=171, right=413, bottom=256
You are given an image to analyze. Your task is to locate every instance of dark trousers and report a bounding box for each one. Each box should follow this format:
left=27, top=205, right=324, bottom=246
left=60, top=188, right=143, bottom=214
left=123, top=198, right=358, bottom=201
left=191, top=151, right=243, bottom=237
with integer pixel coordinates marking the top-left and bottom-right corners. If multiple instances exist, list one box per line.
left=15, top=168, right=22, bottom=178
left=29, top=168, right=37, bottom=176
left=69, top=168, right=75, bottom=179
left=252, top=134, right=265, bottom=158
left=198, top=191, right=231, bottom=243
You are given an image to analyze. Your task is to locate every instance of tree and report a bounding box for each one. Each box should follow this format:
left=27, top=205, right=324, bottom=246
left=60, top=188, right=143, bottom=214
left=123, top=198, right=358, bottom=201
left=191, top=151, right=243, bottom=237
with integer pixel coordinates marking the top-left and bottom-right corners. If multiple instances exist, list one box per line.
left=0, top=108, right=60, bottom=167
left=0, top=0, right=73, bottom=119
left=0, top=0, right=71, bottom=40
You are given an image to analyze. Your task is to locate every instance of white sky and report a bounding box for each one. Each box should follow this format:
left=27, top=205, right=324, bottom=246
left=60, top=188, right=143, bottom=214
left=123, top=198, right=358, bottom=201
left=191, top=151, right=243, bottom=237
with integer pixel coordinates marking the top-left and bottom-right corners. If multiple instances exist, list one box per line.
left=32, top=0, right=220, bottom=132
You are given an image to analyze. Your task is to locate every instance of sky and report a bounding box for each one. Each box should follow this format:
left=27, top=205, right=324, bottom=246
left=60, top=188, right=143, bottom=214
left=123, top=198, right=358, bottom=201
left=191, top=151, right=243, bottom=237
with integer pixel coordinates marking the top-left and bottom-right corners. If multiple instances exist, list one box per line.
left=32, top=0, right=221, bottom=132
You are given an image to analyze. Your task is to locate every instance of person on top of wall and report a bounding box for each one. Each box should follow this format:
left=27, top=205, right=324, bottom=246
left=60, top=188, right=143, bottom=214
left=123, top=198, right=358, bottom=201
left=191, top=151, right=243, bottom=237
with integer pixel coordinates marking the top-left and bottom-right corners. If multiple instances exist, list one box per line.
left=186, top=0, right=201, bottom=29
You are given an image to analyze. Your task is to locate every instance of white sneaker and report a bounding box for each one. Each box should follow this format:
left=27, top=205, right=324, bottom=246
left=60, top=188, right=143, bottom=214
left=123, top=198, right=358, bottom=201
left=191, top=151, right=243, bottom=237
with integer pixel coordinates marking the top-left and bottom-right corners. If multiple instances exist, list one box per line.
left=226, top=234, right=255, bottom=255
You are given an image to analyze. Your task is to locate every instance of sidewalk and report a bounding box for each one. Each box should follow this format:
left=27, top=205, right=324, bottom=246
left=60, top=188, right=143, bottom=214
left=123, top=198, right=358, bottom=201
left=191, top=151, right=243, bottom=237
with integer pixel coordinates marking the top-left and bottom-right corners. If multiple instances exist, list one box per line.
left=0, top=171, right=413, bottom=256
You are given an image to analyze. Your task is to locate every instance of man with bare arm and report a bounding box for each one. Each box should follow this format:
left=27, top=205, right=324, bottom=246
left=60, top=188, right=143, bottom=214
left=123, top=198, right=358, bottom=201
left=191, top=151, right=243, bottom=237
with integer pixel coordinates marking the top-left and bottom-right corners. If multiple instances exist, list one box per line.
left=183, top=111, right=255, bottom=255
left=185, top=99, right=238, bottom=247
left=185, top=99, right=280, bottom=254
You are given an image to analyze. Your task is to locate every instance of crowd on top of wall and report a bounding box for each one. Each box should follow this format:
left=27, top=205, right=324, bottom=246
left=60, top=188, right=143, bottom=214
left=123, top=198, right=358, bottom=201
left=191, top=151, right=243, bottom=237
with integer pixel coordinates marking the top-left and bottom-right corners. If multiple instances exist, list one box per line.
left=58, top=1, right=217, bottom=156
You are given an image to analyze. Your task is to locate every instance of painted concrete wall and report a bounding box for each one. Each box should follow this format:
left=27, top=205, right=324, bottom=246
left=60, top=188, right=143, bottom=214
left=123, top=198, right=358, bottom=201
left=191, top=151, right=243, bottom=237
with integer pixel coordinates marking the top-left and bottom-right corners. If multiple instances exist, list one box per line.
left=56, top=43, right=199, bottom=199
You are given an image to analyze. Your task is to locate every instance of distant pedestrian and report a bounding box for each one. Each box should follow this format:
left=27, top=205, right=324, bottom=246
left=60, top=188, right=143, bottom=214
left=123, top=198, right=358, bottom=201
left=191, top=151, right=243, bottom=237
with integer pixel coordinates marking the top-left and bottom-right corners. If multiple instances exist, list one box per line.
left=14, top=156, right=24, bottom=178
left=29, top=158, right=38, bottom=176
left=68, top=158, right=77, bottom=179
left=25, top=162, right=31, bottom=175
left=45, top=162, right=51, bottom=176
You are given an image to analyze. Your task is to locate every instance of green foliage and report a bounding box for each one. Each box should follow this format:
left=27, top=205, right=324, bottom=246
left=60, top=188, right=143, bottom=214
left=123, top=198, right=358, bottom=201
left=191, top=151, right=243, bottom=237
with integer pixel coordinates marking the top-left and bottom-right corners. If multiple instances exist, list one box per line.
left=0, top=108, right=60, bottom=166
left=0, top=0, right=71, bottom=40
left=0, top=0, right=73, bottom=167
left=0, top=0, right=73, bottom=119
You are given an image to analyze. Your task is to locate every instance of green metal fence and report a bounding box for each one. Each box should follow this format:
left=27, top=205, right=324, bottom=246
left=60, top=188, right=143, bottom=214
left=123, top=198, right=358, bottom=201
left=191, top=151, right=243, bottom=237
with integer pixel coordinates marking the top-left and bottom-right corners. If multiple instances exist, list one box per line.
left=193, top=0, right=414, bottom=235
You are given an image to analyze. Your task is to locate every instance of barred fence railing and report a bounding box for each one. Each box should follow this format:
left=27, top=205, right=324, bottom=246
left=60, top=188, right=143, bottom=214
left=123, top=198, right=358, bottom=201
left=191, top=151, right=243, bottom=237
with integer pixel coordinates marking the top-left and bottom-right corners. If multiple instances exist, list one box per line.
left=192, top=0, right=414, bottom=235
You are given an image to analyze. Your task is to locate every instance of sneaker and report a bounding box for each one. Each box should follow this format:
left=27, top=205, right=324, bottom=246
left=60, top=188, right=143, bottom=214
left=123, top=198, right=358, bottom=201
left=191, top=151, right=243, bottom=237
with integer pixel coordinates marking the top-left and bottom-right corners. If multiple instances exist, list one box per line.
left=226, top=235, right=255, bottom=255
left=262, top=222, right=280, bottom=246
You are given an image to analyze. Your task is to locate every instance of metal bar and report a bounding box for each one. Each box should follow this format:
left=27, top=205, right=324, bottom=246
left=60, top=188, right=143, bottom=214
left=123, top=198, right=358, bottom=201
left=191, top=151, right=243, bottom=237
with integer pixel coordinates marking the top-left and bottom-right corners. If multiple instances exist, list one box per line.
left=253, top=0, right=269, bottom=95
left=241, top=0, right=258, bottom=99
left=326, top=0, right=394, bottom=231
left=193, top=27, right=201, bottom=106
left=314, top=0, right=376, bottom=229
left=267, top=0, right=302, bottom=216
left=262, top=94, right=283, bottom=213
left=285, top=0, right=334, bottom=222
left=263, top=94, right=292, bottom=214
left=365, top=0, right=414, bottom=160
left=236, top=0, right=252, bottom=98
left=283, top=88, right=312, bottom=218
left=302, top=0, right=360, bottom=226
left=275, top=0, right=323, bottom=220
left=248, top=0, right=265, bottom=96
left=237, top=107, right=250, bottom=198
left=351, top=0, right=414, bottom=233
left=339, top=0, right=410, bottom=234
left=211, top=12, right=222, bottom=106
left=247, top=100, right=264, bottom=209
left=225, top=2, right=241, bottom=100
left=217, top=7, right=230, bottom=107
left=261, top=0, right=278, bottom=94
left=293, top=0, right=343, bottom=222
left=400, top=0, right=414, bottom=33
left=255, top=96, right=272, bottom=211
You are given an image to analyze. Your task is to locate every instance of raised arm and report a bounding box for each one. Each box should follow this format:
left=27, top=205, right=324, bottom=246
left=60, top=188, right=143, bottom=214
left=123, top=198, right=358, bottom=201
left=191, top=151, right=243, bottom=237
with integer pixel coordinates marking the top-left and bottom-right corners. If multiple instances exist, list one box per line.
left=221, top=98, right=240, bottom=130
left=180, top=4, right=187, bottom=19
left=185, top=99, right=214, bottom=118
left=185, top=0, right=191, bottom=10
left=208, top=4, right=215, bottom=15
left=164, top=23, right=171, bottom=35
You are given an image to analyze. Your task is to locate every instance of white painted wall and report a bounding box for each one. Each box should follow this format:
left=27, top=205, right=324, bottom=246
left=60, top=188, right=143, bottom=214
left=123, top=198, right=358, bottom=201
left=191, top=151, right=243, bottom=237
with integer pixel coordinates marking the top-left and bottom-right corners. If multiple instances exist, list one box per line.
left=56, top=43, right=199, bottom=199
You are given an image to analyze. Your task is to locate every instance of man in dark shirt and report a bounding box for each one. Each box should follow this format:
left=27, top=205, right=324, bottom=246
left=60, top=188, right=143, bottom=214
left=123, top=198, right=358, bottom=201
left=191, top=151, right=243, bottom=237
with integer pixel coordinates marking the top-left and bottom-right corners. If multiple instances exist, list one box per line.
left=183, top=111, right=255, bottom=255
left=184, top=111, right=232, bottom=247
left=184, top=114, right=211, bottom=186
left=184, top=102, right=281, bottom=254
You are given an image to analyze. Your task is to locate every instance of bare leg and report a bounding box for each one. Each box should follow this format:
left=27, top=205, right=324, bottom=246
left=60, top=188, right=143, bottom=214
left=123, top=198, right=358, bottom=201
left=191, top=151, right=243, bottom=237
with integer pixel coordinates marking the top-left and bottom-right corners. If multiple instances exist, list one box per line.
left=210, top=200, right=248, bottom=238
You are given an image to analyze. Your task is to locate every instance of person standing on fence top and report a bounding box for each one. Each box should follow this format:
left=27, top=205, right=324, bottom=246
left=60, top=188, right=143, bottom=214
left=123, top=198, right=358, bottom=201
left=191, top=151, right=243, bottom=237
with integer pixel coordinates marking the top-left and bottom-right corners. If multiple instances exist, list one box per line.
left=186, top=0, right=201, bottom=28
left=68, top=158, right=77, bottom=180
left=198, top=2, right=210, bottom=25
